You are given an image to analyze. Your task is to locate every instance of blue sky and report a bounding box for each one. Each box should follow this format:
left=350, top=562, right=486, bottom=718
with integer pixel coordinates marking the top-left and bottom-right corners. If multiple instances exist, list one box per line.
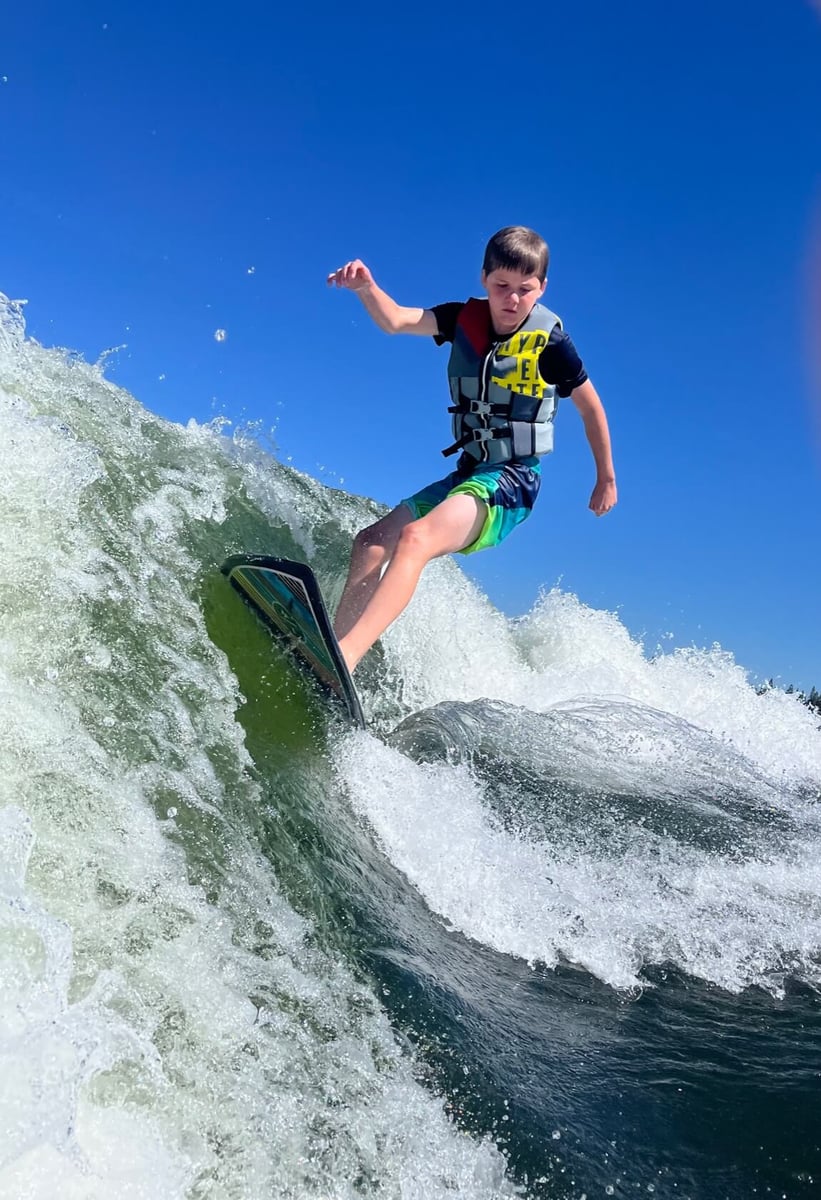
left=3, top=0, right=820, bottom=689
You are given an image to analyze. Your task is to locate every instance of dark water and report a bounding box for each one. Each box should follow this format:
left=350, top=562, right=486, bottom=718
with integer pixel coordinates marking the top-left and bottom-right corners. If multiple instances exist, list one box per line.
left=233, top=672, right=821, bottom=1199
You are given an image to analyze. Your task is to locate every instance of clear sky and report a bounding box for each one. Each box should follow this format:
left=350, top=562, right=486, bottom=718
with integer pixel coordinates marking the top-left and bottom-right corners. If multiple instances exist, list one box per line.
left=3, top=0, right=820, bottom=689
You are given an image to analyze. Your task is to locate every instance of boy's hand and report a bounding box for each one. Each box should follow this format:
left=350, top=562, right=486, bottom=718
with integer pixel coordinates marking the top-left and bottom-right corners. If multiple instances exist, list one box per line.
left=326, top=265, right=436, bottom=335
left=327, top=260, right=375, bottom=292
left=589, top=478, right=617, bottom=516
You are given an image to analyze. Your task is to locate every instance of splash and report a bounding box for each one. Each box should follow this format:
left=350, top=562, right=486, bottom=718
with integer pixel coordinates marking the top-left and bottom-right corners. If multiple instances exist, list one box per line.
left=0, top=295, right=517, bottom=1198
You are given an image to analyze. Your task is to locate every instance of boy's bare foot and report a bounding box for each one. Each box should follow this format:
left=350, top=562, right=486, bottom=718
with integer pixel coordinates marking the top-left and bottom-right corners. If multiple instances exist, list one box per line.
left=337, top=637, right=358, bottom=677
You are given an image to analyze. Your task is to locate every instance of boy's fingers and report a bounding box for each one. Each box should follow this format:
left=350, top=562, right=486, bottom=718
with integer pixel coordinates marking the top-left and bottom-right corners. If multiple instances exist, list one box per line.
left=327, top=261, right=369, bottom=288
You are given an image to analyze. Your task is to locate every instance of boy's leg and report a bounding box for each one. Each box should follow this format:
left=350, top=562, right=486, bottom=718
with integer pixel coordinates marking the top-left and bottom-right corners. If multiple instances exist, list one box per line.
left=337, top=493, right=486, bottom=674
left=333, top=504, right=415, bottom=641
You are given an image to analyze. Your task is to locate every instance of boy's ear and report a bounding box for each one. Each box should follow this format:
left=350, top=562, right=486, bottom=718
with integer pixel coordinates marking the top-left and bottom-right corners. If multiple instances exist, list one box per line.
left=480, top=269, right=488, bottom=287
left=540, top=276, right=548, bottom=294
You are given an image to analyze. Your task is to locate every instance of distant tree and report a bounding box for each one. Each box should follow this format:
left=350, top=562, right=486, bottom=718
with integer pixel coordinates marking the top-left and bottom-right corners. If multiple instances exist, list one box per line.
left=755, top=680, right=821, bottom=717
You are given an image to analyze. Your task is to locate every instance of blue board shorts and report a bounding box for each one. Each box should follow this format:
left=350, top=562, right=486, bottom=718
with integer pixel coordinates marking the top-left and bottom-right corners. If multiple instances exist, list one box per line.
left=401, top=457, right=542, bottom=555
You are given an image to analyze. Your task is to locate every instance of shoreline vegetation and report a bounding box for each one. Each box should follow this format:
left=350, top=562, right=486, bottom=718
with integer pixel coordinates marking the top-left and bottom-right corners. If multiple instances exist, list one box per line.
left=758, top=682, right=821, bottom=719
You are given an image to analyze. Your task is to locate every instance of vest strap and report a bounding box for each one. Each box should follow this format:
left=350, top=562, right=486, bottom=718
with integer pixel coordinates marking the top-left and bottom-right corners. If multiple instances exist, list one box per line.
left=447, top=399, right=510, bottom=417
left=441, top=426, right=509, bottom=458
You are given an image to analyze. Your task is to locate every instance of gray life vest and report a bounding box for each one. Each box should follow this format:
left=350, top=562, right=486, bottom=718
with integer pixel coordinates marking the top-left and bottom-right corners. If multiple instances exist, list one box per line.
left=442, top=298, right=562, bottom=464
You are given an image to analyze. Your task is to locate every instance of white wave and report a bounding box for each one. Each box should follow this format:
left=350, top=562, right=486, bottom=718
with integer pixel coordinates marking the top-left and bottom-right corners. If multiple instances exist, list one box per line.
left=336, top=586, right=821, bottom=996
left=0, top=295, right=517, bottom=1199
left=337, top=724, right=821, bottom=996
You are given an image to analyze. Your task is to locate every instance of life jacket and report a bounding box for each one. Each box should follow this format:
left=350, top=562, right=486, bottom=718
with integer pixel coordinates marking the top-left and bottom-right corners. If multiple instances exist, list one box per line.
left=442, top=298, right=562, bottom=464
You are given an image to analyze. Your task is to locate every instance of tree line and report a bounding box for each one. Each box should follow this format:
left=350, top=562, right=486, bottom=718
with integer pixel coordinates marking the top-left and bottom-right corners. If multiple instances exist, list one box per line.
left=758, top=681, right=821, bottom=716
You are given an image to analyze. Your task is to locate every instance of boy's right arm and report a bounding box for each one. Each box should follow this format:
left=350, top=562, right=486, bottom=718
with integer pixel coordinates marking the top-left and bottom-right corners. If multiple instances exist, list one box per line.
left=327, top=259, right=439, bottom=336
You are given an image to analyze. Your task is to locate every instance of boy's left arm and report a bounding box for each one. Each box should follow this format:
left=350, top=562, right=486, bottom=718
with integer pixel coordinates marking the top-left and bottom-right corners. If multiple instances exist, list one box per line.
left=570, top=380, right=618, bottom=516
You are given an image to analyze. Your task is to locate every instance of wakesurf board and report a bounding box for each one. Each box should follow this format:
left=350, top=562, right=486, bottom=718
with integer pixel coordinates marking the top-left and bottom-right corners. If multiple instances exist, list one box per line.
left=221, top=554, right=365, bottom=728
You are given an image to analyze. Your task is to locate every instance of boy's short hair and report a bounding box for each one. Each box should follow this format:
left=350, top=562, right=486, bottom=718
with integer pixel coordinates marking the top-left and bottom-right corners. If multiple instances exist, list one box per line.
left=483, top=226, right=549, bottom=282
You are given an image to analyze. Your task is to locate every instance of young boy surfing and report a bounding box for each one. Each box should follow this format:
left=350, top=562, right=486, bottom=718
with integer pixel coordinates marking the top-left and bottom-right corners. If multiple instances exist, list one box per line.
left=326, top=225, right=617, bottom=675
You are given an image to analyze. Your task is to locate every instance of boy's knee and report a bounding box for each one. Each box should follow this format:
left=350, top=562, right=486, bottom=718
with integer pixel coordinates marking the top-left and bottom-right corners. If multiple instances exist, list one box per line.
left=356, top=508, right=410, bottom=552
left=354, top=522, right=390, bottom=561
left=396, top=520, right=431, bottom=557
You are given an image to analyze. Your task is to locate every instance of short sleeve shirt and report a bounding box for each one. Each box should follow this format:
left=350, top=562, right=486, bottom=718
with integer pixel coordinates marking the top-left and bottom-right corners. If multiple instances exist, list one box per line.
left=431, top=301, right=588, bottom=398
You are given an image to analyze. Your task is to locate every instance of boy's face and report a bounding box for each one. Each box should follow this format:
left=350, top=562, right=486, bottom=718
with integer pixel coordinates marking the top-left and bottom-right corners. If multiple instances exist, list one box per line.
left=482, top=267, right=546, bottom=335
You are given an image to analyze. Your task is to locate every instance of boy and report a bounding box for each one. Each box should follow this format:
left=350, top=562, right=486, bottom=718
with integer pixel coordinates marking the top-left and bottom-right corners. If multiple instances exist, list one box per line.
left=326, top=225, right=617, bottom=675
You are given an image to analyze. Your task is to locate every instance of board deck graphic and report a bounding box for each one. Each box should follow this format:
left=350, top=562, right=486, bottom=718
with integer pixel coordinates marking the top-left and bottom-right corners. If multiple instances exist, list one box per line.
left=221, top=555, right=365, bottom=728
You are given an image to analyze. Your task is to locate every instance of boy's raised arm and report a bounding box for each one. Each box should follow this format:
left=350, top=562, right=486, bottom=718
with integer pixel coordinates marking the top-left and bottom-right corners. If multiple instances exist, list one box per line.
left=327, top=259, right=439, bottom=336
